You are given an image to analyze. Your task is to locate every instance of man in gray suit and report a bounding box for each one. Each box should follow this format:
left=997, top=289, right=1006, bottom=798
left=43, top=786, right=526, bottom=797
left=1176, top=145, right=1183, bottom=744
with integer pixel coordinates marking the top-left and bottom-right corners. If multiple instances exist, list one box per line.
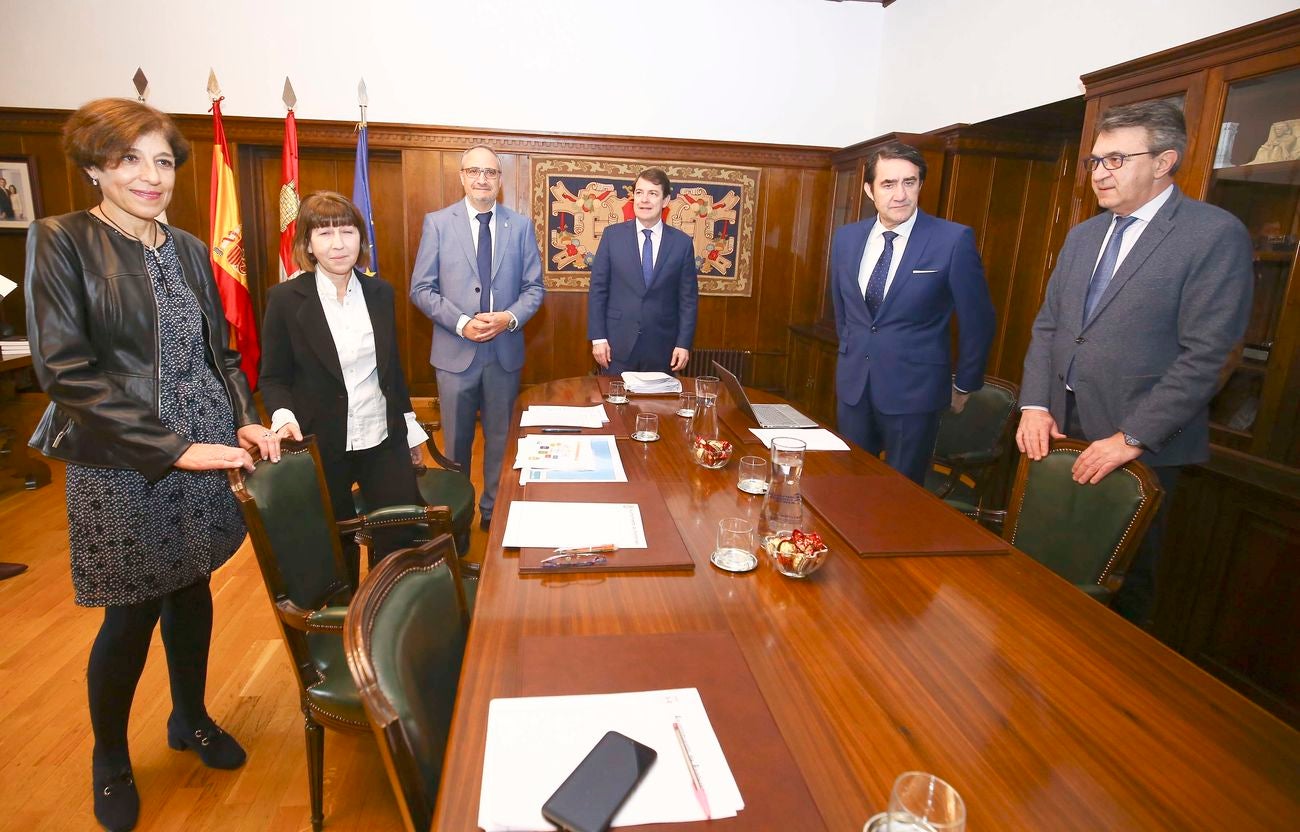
left=411, top=144, right=545, bottom=530
left=1017, top=100, right=1253, bottom=623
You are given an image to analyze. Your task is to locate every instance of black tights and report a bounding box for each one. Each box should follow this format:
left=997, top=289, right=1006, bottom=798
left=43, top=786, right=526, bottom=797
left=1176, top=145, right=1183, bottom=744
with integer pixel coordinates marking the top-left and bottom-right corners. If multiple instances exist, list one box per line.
left=87, top=579, right=214, bottom=769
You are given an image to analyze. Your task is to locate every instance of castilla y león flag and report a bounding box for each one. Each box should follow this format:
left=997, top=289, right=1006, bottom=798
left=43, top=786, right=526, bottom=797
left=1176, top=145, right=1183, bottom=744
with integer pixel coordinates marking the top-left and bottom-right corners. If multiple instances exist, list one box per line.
left=278, top=105, right=299, bottom=282
left=209, top=96, right=259, bottom=389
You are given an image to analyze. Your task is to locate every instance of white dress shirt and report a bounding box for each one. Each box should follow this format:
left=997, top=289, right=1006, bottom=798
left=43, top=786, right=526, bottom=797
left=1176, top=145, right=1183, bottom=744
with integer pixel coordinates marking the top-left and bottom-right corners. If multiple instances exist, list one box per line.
left=857, top=208, right=919, bottom=301
left=270, top=269, right=428, bottom=449
left=592, top=219, right=663, bottom=346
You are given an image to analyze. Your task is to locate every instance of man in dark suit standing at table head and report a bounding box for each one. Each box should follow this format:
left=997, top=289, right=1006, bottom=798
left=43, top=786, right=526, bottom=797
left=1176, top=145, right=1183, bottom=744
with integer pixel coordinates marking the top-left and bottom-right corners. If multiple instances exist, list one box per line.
left=829, top=141, right=996, bottom=485
left=588, top=167, right=698, bottom=375
left=1017, top=100, right=1253, bottom=624
left=410, top=144, right=546, bottom=531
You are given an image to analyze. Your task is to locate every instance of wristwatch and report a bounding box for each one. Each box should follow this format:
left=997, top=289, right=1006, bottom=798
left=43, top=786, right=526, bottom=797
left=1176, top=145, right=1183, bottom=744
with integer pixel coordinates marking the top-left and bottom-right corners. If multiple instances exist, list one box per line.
left=506, top=314, right=518, bottom=332
left=1123, top=433, right=1143, bottom=449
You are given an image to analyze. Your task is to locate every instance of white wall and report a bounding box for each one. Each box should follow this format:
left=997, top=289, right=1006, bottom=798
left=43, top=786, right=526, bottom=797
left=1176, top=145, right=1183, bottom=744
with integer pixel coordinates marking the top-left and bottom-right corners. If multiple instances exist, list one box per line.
left=876, top=0, right=1299, bottom=137
left=1, top=0, right=883, bottom=147
left=2, top=1, right=1296, bottom=147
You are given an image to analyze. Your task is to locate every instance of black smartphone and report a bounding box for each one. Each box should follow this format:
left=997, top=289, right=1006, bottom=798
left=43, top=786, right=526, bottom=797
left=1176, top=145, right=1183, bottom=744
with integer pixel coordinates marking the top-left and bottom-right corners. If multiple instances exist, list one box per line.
left=541, top=731, right=658, bottom=832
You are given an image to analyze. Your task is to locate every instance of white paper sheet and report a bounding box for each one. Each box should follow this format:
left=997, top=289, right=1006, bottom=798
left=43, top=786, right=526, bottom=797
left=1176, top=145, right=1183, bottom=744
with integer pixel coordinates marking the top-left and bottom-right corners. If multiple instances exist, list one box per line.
left=749, top=427, right=851, bottom=451
left=519, top=404, right=610, bottom=428
left=478, top=688, right=744, bottom=832
left=501, top=502, right=647, bottom=550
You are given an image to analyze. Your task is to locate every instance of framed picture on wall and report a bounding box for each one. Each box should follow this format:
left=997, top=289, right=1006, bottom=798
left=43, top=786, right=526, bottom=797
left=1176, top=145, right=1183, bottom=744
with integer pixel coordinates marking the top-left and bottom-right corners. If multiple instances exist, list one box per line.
left=0, top=156, right=41, bottom=230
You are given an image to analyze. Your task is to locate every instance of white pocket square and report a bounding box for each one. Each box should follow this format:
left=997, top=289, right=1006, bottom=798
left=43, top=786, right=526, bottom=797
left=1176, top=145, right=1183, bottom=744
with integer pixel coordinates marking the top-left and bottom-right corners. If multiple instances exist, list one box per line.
left=913, top=269, right=940, bottom=274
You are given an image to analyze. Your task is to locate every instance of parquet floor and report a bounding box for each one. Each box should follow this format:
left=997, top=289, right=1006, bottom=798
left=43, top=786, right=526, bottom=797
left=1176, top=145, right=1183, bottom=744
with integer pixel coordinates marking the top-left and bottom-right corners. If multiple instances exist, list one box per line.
left=0, top=407, right=487, bottom=831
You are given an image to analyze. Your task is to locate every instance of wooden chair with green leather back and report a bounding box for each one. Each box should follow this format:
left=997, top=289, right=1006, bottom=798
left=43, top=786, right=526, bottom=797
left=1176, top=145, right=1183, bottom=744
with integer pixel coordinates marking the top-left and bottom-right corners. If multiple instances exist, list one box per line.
left=352, top=397, right=476, bottom=561
left=228, top=437, right=454, bottom=832
left=926, top=375, right=1019, bottom=524
left=344, top=532, right=470, bottom=832
left=1003, top=439, right=1163, bottom=605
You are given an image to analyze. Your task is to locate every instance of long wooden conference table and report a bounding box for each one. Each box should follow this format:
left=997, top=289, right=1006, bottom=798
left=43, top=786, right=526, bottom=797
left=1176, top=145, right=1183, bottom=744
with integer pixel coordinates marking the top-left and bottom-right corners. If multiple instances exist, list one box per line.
left=434, top=377, right=1300, bottom=830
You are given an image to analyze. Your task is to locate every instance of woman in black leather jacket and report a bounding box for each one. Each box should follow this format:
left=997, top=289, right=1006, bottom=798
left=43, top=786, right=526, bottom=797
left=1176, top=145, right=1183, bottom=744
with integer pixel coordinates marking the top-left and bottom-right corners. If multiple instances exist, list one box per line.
left=24, top=98, right=280, bottom=832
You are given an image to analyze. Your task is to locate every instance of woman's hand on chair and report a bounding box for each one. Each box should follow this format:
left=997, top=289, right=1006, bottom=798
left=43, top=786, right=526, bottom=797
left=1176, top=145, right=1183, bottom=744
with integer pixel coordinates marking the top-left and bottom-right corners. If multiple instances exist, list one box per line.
left=176, top=442, right=255, bottom=472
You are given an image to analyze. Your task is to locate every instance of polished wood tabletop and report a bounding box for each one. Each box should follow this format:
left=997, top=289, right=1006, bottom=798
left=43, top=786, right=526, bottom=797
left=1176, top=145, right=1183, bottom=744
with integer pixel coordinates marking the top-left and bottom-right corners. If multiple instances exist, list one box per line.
left=434, top=377, right=1300, bottom=830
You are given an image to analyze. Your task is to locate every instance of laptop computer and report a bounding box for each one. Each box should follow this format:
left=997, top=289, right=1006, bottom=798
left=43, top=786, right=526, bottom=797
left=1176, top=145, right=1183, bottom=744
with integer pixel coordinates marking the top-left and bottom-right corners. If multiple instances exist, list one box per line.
left=712, top=360, right=818, bottom=428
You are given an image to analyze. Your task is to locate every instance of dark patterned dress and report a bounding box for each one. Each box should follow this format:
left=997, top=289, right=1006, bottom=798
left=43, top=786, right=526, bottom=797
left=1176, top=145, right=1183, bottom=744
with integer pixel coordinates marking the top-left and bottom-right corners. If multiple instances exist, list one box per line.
left=65, top=225, right=247, bottom=607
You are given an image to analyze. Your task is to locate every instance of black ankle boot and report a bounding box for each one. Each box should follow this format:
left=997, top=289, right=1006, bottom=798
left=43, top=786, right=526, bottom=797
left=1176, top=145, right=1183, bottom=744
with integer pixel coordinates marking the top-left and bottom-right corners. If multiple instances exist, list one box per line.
left=92, top=765, right=139, bottom=832
left=166, top=715, right=246, bottom=770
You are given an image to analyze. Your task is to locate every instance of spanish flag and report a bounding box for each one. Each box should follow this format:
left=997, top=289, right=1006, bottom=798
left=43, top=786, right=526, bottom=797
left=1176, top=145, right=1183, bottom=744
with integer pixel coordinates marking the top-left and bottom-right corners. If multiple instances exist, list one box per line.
left=209, top=96, right=259, bottom=389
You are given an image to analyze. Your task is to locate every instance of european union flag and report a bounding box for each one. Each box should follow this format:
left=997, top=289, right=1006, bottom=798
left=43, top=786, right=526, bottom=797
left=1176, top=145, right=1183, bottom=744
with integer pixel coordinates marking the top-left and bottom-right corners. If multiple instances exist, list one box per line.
left=353, top=124, right=378, bottom=276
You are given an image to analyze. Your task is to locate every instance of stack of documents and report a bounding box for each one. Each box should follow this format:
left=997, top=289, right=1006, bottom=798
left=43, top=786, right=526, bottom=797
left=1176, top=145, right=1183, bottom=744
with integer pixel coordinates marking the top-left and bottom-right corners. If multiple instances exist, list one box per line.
left=621, top=371, right=682, bottom=395
left=479, top=687, right=744, bottom=830
left=0, top=338, right=31, bottom=359
left=519, top=404, right=610, bottom=429
left=515, top=434, right=628, bottom=484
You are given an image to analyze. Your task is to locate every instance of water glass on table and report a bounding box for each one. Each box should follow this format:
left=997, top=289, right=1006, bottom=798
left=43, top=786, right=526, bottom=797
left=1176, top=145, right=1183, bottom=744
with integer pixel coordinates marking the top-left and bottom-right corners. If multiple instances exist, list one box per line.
left=607, top=379, right=629, bottom=404
left=632, top=413, right=659, bottom=442
left=695, top=375, right=719, bottom=403
left=676, top=392, right=697, bottom=418
left=711, top=517, right=756, bottom=571
left=865, top=771, right=966, bottom=832
left=737, top=455, right=769, bottom=494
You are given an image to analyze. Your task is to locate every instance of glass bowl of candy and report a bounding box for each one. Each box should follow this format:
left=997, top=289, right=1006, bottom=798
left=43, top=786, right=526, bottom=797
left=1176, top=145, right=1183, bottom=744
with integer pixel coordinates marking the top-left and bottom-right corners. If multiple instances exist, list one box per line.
left=762, top=529, right=829, bottom=578
left=691, top=436, right=734, bottom=469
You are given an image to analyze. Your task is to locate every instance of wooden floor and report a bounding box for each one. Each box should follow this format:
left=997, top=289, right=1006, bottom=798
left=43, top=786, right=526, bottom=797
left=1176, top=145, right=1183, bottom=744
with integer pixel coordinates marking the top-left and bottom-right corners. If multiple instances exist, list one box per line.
left=0, top=422, right=489, bottom=832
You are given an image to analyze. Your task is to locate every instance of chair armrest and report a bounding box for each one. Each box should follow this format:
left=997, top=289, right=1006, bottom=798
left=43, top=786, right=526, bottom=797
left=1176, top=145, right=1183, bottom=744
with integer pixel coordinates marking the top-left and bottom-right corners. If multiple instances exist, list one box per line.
left=945, top=448, right=1002, bottom=467
left=1078, top=583, right=1114, bottom=604
left=275, top=599, right=350, bottom=633
left=339, top=504, right=453, bottom=535
left=419, top=428, right=463, bottom=473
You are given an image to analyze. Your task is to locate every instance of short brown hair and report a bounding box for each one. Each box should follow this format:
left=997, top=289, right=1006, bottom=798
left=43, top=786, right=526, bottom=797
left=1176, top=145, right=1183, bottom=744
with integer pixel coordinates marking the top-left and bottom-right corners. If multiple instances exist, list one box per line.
left=63, top=98, right=190, bottom=178
left=1097, top=100, right=1187, bottom=174
left=866, top=141, right=927, bottom=185
left=635, top=167, right=671, bottom=196
left=292, top=191, right=371, bottom=273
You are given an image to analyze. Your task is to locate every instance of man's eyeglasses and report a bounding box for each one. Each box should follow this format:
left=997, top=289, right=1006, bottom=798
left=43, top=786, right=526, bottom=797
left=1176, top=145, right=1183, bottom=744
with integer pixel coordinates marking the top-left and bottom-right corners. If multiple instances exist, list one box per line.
left=1083, top=151, right=1156, bottom=172
left=461, top=167, right=501, bottom=180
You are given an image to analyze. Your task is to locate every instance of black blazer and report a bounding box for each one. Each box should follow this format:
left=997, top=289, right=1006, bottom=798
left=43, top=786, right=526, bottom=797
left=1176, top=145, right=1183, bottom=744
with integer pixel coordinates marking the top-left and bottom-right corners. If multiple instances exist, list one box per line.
left=260, top=270, right=413, bottom=460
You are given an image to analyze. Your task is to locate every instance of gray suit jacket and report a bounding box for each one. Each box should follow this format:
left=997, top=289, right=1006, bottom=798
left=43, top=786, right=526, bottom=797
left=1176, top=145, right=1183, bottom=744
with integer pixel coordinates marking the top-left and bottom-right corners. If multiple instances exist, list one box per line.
left=1021, top=186, right=1253, bottom=467
left=409, top=201, right=545, bottom=374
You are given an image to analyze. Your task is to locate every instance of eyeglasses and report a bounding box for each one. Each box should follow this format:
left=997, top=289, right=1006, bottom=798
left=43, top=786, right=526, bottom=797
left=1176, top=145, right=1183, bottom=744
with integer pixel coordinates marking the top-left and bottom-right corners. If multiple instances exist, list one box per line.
left=461, top=167, right=501, bottom=180
left=1083, top=151, right=1155, bottom=172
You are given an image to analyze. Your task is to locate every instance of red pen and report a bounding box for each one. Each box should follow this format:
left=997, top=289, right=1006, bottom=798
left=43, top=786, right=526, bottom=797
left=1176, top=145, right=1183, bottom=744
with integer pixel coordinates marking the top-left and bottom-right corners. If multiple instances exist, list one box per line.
left=673, top=720, right=711, bottom=819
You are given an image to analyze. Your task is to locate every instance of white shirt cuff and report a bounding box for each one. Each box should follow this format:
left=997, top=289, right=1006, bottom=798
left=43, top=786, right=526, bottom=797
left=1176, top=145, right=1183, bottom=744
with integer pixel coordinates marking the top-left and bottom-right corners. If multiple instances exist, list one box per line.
left=404, top=412, right=429, bottom=448
left=270, top=408, right=299, bottom=433
left=1020, top=405, right=1049, bottom=412
left=456, top=314, right=472, bottom=337
left=592, top=338, right=608, bottom=345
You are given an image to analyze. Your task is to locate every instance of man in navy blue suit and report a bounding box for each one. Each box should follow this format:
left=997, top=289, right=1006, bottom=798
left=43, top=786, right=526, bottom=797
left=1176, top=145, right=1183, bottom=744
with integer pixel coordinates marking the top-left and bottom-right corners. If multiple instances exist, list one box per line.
left=830, top=142, right=995, bottom=484
left=588, top=168, right=698, bottom=374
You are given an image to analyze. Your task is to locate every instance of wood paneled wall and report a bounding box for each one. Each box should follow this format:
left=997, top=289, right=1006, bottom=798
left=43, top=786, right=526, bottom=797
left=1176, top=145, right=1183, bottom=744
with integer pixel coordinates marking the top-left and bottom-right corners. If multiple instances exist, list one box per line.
left=0, top=109, right=832, bottom=395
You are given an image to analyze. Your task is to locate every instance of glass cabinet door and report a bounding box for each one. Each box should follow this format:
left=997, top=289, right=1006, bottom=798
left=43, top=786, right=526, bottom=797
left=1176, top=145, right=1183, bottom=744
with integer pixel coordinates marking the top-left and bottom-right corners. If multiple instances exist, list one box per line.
left=1201, top=67, right=1300, bottom=444
left=1206, top=66, right=1300, bottom=447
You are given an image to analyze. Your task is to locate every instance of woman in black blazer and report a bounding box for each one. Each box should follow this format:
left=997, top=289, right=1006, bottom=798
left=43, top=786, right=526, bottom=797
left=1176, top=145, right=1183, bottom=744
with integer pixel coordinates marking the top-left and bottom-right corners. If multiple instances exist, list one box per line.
left=260, top=192, right=424, bottom=584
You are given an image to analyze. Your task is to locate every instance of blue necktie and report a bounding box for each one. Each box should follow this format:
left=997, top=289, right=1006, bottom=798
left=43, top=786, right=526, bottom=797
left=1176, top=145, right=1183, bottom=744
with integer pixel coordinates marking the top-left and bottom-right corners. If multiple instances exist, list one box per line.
left=641, top=228, right=655, bottom=288
left=864, top=230, right=898, bottom=317
left=1082, top=215, right=1137, bottom=324
left=476, top=211, right=492, bottom=314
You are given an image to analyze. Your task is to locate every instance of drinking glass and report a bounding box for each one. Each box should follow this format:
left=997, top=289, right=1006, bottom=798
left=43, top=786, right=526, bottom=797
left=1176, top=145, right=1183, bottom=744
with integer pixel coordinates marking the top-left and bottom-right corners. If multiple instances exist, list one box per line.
left=713, top=518, right=755, bottom=565
left=695, top=375, right=719, bottom=404
left=632, top=413, right=659, bottom=442
left=607, top=379, right=628, bottom=404
left=737, top=456, right=769, bottom=494
left=676, top=392, right=697, bottom=418
left=883, top=772, right=965, bottom=832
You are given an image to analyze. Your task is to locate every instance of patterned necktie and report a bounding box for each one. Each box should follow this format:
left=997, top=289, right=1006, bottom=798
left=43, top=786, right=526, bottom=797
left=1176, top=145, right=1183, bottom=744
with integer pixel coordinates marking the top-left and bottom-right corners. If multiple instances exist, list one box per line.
left=642, top=228, right=655, bottom=288
left=476, top=211, right=492, bottom=314
left=1082, top=215, right=1138, bottom=324
left=864, top=230, right=898, bottom=317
